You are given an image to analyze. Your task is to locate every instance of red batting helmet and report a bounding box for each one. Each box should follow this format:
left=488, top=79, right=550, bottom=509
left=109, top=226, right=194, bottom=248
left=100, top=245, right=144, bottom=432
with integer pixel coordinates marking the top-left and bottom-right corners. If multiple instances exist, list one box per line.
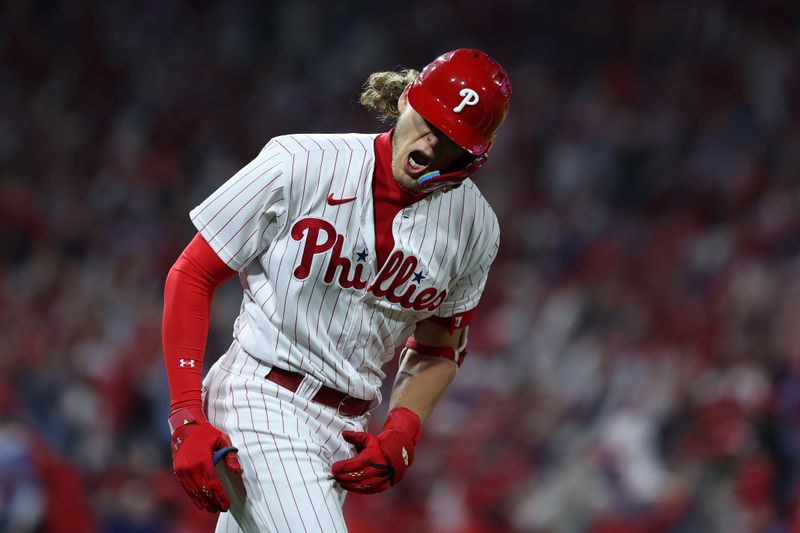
left=407, top=49, right=512, bottom=157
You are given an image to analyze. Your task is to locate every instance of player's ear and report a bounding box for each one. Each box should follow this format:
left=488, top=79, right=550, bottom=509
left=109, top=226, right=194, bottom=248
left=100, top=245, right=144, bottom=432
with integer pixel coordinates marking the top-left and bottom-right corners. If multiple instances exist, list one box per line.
left=397, top=85, right=410, bottom=114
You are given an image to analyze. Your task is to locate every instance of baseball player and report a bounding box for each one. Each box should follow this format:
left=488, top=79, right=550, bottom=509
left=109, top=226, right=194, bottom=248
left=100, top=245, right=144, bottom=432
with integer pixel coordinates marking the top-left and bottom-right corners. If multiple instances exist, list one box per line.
left=162, top=48, right=511, bottom=532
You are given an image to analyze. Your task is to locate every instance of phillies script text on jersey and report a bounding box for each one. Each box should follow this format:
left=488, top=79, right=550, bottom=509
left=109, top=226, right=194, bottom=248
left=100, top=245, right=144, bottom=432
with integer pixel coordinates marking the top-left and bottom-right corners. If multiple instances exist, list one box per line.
left=291, top=217, right=447, bottom=311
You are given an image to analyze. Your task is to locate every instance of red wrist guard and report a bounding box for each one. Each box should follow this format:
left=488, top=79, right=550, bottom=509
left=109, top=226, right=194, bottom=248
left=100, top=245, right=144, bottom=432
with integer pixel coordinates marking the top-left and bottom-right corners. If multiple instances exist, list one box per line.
left=381, top=407, right=423, bottom=445
left=168, top=406, right=205, bottom=435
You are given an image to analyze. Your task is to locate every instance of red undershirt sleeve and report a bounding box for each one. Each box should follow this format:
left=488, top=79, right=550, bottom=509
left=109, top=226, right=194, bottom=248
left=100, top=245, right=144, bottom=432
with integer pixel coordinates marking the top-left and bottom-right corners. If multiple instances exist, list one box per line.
left=162, top=233, right=237, bottom=412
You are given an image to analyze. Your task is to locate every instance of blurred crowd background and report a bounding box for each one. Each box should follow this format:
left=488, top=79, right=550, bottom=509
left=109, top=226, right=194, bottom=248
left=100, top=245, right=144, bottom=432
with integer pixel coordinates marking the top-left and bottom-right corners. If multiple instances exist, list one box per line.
left=2, top=0, right=800, bottom=532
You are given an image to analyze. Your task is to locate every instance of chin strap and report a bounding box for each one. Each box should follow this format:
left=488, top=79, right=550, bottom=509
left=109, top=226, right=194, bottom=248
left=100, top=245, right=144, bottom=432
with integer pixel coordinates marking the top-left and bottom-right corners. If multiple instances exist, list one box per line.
left=417, top=153, right=489, bottom=193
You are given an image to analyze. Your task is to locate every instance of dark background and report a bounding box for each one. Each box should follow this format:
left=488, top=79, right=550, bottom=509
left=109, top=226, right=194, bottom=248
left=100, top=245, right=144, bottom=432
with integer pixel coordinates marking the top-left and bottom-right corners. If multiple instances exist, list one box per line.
left=2, top=0, right=800, bottom=531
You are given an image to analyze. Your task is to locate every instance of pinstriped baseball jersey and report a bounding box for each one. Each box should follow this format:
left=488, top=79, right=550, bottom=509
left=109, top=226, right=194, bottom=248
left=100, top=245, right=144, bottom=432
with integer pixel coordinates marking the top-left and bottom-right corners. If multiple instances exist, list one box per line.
left=191, top=132, right=499, bottom=405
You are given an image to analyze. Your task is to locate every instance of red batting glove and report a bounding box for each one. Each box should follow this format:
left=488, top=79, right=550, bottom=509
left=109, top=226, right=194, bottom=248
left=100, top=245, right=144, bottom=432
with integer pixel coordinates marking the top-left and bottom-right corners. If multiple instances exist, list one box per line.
left=169, top=407, right=242, bottom=512
left=332, top=407, right=422, bottom=494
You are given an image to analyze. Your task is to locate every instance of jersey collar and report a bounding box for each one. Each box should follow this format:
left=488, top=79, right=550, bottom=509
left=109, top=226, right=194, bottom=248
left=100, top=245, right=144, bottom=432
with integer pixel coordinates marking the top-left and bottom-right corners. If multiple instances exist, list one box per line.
left=374, top=130, right=427, bottom=207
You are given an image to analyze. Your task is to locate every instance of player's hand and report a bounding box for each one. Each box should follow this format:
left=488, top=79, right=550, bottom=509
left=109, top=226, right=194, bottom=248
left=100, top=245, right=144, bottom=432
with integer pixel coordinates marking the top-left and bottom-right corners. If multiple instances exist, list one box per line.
left=169, top=406, right=243, bottom=512
left=332, top=407, right=421, bottom=494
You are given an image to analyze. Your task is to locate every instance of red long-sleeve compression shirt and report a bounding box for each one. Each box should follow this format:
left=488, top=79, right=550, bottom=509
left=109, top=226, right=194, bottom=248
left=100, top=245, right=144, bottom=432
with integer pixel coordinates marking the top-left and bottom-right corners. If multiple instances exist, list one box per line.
left=162, top=234, right=236, bottom=411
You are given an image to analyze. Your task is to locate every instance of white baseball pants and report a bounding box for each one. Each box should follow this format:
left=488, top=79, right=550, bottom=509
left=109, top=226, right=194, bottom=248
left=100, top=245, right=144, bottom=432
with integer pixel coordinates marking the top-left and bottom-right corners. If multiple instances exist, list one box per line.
left=203, top=340, right=369, bottom=533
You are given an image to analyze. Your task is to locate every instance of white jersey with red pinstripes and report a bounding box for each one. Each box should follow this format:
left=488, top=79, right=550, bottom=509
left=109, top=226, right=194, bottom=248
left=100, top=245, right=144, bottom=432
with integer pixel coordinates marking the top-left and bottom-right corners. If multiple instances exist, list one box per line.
left=190, top=132, right=499, bottom=406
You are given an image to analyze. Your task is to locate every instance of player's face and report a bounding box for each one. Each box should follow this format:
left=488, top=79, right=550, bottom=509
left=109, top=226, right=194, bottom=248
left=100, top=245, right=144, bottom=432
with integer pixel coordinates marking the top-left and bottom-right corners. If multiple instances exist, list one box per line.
left=391, top=90, right=466, bottom=192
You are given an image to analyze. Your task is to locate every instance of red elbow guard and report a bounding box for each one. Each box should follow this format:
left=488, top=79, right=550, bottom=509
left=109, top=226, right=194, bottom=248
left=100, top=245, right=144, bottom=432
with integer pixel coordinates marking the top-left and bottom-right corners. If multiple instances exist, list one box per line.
left=403, top=337, right=467, bottom=367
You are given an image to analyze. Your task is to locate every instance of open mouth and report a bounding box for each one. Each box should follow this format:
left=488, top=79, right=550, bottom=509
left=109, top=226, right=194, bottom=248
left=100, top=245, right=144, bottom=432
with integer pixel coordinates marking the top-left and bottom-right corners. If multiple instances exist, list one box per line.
left=404, top=150, right=432, bottom=178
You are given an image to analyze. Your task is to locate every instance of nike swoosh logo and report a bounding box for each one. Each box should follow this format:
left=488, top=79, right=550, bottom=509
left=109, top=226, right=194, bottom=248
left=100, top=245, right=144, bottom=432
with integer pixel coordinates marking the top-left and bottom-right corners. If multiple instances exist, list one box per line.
left=326, top=193, right=357, bottom=205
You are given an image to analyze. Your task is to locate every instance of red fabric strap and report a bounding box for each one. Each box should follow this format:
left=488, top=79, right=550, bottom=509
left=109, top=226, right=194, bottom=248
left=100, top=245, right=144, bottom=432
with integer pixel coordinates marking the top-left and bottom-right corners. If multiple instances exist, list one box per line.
left=163, top=233, right=236, bottom=411
left=428, top=307, right=479, bottom=334
left=404, top=337, right=467, bottom=367
left=167, top=406, right=204, bottom=434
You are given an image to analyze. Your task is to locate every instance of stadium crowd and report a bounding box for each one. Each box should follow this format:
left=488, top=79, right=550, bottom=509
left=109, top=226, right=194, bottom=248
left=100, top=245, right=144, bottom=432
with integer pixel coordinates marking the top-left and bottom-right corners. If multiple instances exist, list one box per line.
left=1, top=1, right=800, bottom=531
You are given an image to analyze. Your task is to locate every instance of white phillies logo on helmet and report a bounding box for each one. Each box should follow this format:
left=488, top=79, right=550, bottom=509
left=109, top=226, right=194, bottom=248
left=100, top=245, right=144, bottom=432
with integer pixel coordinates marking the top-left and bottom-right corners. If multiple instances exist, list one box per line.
left=453, top=88, right=479, bottom=113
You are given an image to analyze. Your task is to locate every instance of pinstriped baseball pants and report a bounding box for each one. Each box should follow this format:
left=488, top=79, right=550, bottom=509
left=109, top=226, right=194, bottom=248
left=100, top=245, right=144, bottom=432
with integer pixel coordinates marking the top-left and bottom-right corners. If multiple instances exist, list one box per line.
left=203, top=340, right=369, bottom=533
